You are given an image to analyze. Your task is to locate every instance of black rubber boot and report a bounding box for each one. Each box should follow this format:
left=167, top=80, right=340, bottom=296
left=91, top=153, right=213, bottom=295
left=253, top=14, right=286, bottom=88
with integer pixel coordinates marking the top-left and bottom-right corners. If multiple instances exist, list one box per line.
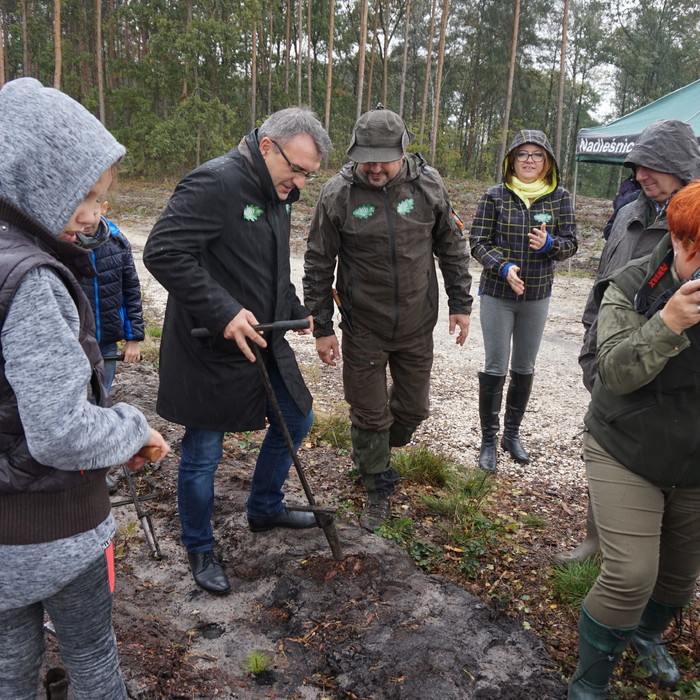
left=44, top=666, right=69, bottom=700
left=631, top=598, right=683, bottom=689
left=477, top=373, right=505, bottom=472
left=568, top=607, right=636, bottom=699
left=500, top=370, right=534, bottom=464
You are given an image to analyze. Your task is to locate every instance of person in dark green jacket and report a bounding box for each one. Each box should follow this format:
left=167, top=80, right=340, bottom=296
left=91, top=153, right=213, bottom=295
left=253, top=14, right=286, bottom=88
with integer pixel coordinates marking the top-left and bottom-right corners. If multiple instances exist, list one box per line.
left=568, top=181, right=700, bottom=698
left=303, top=105, right=472, bottom=532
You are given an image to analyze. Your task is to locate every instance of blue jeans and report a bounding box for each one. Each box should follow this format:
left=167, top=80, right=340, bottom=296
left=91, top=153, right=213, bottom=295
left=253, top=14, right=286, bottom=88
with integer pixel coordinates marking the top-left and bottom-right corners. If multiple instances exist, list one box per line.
left=178, top=363, right=313, bottom=553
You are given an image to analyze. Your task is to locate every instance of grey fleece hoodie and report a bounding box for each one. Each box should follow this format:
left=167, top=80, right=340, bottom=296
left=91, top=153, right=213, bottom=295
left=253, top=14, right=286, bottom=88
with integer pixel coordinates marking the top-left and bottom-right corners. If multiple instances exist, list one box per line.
left=0, top=78, right=150, bottom=610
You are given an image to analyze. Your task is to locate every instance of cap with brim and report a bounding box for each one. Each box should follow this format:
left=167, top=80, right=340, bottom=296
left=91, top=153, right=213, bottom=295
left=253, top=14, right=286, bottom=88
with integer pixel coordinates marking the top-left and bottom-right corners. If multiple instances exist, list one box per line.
left=347, top=105, right=412, bottom=163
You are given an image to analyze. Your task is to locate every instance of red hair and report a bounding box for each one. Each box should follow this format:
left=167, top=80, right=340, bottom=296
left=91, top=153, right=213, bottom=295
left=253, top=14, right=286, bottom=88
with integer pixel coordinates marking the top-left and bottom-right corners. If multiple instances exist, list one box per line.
left=668, top=180, right=700, bottom=258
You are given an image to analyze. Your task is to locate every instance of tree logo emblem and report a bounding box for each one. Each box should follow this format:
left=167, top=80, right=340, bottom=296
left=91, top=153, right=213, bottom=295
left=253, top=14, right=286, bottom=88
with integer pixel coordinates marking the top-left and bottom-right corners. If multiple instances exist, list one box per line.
left=353, top=205, right=376, bottom=219
left=243, top=205, right=264, bottom=221
left=397, top=198, right=414, bottom=215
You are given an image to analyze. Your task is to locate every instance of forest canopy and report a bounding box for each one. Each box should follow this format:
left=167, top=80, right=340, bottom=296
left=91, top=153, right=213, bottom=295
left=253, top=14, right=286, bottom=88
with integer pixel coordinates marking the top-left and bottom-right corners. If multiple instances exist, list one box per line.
left=2, top=0, right=699, bottom=197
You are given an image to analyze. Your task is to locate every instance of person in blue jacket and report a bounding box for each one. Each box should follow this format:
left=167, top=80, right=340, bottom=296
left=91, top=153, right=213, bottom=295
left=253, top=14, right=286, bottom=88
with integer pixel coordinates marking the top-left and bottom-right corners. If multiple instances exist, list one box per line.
left=76, top=202, right=145, bottom=394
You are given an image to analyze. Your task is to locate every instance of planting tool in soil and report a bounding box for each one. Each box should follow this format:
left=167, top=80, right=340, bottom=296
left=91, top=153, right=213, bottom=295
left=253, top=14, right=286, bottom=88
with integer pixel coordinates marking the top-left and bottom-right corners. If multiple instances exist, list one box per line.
left=103, top=353, right=162, bottom=559
left=192, top=320, right=344, bottom=561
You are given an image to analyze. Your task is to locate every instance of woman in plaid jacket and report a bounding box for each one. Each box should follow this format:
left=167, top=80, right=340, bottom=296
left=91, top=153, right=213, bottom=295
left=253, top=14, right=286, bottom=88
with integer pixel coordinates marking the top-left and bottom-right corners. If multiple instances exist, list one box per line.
left=469, top=130, right=577, bottom=472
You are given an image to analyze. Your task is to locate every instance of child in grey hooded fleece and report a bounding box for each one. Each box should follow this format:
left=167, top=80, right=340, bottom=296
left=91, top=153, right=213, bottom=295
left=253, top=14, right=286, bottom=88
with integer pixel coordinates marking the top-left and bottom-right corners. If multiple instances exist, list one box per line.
left=0, top=78, right=169, bottom=700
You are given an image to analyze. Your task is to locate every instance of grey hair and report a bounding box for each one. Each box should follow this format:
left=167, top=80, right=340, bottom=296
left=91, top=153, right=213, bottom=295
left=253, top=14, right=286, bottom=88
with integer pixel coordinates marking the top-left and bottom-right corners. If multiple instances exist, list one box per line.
left=258, top=107, right=332, bottom=157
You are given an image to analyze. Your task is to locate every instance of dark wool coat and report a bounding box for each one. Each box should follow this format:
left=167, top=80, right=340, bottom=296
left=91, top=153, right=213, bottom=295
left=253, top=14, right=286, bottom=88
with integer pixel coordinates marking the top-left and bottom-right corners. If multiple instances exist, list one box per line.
left=79, top=220, right=145, bottom=345
left=143, top=130, right=312, bottom=431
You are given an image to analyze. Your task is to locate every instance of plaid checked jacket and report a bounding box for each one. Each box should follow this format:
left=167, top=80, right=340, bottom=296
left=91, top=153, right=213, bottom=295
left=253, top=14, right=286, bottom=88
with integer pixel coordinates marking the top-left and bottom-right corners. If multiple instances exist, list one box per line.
left=469, top=183, right=577, bottom=301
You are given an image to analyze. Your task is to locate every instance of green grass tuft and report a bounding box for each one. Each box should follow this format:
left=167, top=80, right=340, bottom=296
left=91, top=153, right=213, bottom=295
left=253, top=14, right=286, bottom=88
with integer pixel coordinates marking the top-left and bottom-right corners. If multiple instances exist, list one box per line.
left=549, top=558, right=600, bottom=607
left=309, top=411, right=352, bottom=450
left=391, top=446, right=459, bottom=487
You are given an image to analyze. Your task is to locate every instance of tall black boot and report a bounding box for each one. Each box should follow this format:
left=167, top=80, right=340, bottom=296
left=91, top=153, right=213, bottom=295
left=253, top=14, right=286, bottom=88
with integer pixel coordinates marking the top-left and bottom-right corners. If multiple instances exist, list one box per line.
left=478, top=373, right=505, bottom=472
left=568, top=607, right=636, bottom=699
left=631, top=598, right=683, bottom=689
left=501, top=370, right=534, bottom=464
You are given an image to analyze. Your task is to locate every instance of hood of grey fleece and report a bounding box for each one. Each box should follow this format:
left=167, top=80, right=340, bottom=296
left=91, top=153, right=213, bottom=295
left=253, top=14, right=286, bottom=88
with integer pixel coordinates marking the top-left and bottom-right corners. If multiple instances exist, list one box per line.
left=0, top=78, right=125, bottom=238
left=624, top=119, right=700, bottom=183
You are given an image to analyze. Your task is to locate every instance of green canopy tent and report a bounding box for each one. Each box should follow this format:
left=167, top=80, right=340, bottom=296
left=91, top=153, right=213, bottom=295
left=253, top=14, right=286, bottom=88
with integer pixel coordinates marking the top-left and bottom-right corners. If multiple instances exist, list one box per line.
left=572, top=79, right=700, bottom=200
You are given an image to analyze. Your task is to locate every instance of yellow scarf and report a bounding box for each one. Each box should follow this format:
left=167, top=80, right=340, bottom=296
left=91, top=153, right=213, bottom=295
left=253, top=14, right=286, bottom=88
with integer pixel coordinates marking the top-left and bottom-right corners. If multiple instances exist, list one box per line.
left=507, top=177, right=555, bottom=208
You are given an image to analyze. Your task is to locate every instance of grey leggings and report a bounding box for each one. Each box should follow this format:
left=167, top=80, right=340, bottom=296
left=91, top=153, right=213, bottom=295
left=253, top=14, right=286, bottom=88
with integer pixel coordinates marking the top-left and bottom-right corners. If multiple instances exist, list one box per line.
left=479, top=294, right=550, bottom=375
left=0, top=553, right=126, bottom=700
left=583, top=432, right=700, bottom=628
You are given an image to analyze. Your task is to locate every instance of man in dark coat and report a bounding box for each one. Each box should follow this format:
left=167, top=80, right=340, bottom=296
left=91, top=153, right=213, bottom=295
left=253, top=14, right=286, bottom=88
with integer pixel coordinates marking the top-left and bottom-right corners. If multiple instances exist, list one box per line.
left=144, top=108, right=332, bottom=595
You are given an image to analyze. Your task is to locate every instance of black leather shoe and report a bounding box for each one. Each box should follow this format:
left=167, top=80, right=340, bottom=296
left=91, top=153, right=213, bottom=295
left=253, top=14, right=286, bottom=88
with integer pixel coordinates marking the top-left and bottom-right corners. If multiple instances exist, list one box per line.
left=248, top=507, right=318, bottom=533
left=187, top=551, right=231, bottom=595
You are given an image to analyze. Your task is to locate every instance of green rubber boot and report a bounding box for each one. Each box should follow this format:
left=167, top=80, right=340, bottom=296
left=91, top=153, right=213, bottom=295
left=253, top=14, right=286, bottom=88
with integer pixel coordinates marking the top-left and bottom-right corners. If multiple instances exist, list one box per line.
left=568, top=607, right=636, bottom=699
left=631, top=598, right=683, bottom=689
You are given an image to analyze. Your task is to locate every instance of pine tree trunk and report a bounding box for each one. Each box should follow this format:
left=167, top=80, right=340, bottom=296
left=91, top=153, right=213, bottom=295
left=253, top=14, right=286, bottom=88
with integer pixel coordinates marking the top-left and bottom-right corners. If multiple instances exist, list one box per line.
left=356, top=0, right=368, bottom=119
left=96, top=0, right=105, bottom=122
left=53, top=0, right=61, bottom=89
left=324, top=0, right=335, bottom=138
left=419, top=0, right=437, bottom=147
left=398, top=0, right=411, bottom=118
left=555, top=0, right=569, bottom=164
left=430, top=0, right=449, bottom=165
left=495, top=0, right=520, bottom=180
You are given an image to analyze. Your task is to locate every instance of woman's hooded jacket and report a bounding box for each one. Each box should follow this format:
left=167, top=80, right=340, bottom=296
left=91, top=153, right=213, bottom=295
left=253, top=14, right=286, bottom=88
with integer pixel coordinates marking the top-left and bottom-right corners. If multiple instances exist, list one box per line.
left=469, top=130, right=577, bottom=301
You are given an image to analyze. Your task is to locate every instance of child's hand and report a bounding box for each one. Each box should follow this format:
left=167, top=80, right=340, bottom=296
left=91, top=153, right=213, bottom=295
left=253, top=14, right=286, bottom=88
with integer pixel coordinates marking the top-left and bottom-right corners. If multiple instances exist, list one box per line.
left=123, top=340, right=141, bottom=362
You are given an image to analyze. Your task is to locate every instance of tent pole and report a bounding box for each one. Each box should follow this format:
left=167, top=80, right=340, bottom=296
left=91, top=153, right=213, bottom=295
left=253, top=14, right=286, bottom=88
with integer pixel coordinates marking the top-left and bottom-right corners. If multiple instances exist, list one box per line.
left=569, top=160, right=580, bottom=276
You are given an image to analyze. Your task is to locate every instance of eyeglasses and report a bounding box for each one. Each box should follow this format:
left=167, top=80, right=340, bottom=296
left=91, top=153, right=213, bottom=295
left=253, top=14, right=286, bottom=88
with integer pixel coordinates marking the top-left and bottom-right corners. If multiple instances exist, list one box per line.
left=515, top=151, right=545, bottom=163
left=270, top=139, right=319, bottom=181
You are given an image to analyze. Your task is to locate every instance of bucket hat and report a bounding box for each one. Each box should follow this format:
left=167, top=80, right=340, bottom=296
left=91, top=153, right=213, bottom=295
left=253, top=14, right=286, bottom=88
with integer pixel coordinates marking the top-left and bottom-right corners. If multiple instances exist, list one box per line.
left=347, top=104, right=412, bottom=163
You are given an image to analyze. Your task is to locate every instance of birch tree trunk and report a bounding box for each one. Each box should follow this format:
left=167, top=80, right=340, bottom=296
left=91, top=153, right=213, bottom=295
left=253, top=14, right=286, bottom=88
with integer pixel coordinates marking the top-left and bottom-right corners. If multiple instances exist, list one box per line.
left=251, top=20, right=258, bottom=129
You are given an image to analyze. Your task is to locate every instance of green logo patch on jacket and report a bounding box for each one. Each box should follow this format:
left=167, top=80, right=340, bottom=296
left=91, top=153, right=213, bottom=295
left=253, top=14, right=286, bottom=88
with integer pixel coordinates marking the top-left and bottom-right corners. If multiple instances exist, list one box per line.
left=396, top=198, right=415, bottom=215
left=353, top=205, right=376, bottom=219
left=243, top=205, right=264, bottom=221
left=533, top=212, right=552, bottom=224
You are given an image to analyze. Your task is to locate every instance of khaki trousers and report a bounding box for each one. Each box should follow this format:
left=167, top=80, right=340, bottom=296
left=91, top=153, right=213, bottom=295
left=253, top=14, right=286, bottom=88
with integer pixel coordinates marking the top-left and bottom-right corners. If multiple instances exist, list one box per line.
left=583, top=432, right=700, bottom=628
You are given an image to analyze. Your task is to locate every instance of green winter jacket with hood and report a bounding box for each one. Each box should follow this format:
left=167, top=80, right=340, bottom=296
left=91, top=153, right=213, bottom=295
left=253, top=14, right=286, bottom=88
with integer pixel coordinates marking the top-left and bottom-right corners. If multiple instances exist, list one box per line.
left=303, top=152, right=473, bottom=342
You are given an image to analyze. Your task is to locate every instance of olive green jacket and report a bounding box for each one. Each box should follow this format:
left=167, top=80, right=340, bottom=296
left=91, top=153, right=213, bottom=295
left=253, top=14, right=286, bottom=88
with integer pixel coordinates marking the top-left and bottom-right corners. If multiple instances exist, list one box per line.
left=585, top=235, right=700, bottom=487
left=303, top=153, right=472, bottom=342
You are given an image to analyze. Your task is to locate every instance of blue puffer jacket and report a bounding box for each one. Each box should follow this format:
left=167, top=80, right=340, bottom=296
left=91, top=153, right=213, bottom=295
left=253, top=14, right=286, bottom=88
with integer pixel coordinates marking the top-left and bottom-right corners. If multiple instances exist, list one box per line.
left=79, top=218, right=145, bottom=345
